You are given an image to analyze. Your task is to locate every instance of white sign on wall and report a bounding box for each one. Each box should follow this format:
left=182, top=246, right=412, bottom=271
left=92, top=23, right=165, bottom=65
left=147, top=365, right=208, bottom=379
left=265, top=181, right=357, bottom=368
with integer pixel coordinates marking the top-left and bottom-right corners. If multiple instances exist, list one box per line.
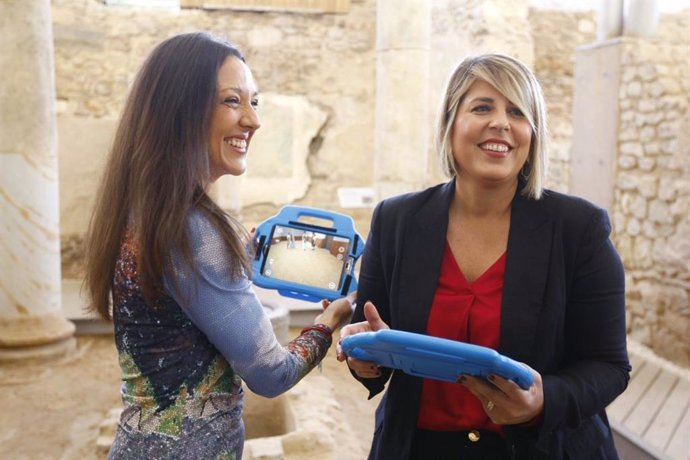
left=337, top=187, right=376, bottom=208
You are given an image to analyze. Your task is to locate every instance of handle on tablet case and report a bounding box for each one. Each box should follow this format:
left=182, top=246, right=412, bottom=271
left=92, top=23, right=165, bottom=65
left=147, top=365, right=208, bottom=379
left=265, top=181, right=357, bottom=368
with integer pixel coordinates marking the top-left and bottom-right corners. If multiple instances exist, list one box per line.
left=251, top=205, right=365, bottom=302
left=277, top=289, right=325, bottom=303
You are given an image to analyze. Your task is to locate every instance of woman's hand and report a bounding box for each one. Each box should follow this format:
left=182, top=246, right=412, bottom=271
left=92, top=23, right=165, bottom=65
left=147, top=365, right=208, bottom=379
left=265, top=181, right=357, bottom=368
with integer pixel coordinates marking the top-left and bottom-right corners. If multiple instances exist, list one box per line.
left=336, top=301, right=390, bottom=379
left=459, top=364, right=544, bottom=426
left=313, top=291, right=357, bottom=331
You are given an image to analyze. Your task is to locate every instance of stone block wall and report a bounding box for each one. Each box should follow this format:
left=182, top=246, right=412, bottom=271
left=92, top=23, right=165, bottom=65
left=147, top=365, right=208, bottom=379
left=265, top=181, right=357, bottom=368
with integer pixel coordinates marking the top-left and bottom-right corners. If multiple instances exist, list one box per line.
left=52, top=0, right=377, bottom=269
left=530, top=9, right=597, bottom=192
left=612, top=32, right=690, bottom=365
left=427, top=0, right=535, bottom=185
left=49, top=0, right=690, bottom=365
left=528, top=8, right=690, bottom=365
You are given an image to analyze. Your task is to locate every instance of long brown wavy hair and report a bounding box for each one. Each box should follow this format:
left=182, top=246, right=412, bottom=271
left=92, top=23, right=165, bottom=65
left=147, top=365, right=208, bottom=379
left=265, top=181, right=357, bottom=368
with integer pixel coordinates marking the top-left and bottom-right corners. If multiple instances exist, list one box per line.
left=84, top=32, right=252, bottom=320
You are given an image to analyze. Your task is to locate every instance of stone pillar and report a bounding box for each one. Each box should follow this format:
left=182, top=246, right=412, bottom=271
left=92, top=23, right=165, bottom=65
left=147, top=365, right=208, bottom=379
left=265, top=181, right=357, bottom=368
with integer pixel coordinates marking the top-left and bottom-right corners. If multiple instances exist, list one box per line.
left=624, top=0, right=660, bottom=38
left=597, top=0, right=624, bottom=42
left=569, top=40, right=622, bottom=215
left=0, top=0, right=75, bottom=361
left=374, top=0, right=431, bottom=199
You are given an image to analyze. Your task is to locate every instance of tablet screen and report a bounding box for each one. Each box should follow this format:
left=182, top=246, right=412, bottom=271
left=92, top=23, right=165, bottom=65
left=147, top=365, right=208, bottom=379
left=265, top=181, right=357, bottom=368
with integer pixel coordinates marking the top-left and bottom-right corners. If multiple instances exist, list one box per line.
left=261, top=225, right=351, bottom=291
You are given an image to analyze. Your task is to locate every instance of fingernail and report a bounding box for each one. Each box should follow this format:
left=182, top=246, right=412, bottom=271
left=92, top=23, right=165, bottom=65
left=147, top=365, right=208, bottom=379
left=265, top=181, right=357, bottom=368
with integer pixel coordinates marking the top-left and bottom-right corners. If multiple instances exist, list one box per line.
left=458, top=376, right=467, bottom=384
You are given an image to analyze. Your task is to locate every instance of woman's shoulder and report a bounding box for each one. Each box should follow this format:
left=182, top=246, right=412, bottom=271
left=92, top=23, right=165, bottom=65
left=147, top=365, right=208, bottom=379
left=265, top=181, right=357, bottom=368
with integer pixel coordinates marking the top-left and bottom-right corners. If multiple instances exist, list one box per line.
left=183, top=208, right=229, bottom=255
left=185, top=208, right=228, bottom=240
left=533, top=188, right=611, bottom=234
left=538, top=189, right=606, bottom=216
left=185, top=208, right=214, bottom=231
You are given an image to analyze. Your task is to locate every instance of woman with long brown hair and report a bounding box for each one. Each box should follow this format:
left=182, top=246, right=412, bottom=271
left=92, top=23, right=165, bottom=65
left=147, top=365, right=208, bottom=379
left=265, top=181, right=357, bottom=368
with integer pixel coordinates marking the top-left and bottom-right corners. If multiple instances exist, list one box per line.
left=84, top=32, right=353, bottom=459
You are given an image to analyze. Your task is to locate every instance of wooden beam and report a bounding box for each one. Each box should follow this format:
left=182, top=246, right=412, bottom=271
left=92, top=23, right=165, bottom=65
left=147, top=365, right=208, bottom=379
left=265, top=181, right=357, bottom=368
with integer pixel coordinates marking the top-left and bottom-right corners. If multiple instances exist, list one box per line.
left=180, top=0, right=350, bottom=13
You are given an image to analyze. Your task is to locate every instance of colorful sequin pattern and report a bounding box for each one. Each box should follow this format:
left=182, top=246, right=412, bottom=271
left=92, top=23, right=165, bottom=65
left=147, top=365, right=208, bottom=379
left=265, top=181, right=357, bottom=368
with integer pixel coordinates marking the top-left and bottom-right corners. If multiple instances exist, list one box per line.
left=107, top=226, right=333, bottom=460
left=109, top=233, right=242, bottom=459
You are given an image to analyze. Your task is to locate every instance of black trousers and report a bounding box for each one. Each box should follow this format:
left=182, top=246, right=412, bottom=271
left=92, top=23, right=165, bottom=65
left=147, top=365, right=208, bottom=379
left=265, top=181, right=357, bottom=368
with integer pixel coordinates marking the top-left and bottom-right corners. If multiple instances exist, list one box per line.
left=410, top=428, right=512, bottom=460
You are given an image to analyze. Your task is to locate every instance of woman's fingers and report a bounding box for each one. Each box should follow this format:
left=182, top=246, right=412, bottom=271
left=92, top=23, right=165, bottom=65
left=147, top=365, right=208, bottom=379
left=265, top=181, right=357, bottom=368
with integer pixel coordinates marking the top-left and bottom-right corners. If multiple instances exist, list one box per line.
left=458, top=370, right=544, bottom=424
left=458, top=374, right=508, bottom=421
left=363, top=301, right=390, bottom=331
left=336, top=322, right=370, bottom=361
left=335, top=301, right=388, bottom=368
left=347, top=357, right=381, bottom=378
left=345, top=290, right=357, bottom=305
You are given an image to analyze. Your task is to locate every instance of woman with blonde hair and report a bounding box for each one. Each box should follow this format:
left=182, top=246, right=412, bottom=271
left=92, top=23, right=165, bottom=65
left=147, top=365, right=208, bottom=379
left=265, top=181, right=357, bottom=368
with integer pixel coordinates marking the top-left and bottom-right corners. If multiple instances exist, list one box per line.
left=339, top=53, right=630, bottom=459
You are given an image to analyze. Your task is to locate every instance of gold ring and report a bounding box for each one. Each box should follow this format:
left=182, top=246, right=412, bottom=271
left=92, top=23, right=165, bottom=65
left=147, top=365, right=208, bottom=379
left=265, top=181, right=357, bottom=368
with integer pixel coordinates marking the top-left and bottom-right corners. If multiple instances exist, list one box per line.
left=486, top=400, right=495, bottom=412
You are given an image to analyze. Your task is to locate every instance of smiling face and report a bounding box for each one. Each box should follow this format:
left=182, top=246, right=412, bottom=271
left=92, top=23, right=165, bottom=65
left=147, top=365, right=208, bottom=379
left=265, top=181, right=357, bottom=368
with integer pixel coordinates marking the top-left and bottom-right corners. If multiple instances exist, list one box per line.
left=451, top=79, right=532, bottom=189
left=207, top=56, right=260, bottom=182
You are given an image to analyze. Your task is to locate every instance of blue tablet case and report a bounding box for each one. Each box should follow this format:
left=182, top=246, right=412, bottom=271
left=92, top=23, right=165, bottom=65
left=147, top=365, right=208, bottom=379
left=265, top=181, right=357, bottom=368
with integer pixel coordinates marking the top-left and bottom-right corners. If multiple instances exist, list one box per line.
left=251, top=206, right=365, bottom=302
left=340, top=329, right=534, bottom=390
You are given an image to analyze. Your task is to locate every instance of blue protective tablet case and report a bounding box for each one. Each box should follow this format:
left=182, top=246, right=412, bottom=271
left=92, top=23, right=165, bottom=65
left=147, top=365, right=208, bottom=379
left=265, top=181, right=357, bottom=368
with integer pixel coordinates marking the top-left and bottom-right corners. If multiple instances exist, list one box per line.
left=340, top=329, right=533, bottom=390
left=251, top=205, right=365, bottom=302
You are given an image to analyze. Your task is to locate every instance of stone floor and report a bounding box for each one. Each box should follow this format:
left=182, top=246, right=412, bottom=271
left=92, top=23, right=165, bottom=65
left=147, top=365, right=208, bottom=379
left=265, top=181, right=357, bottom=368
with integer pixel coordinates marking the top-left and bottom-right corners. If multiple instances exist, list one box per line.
left=0, top=280, right=378, bottom=460
left=3, top=280, right=687, bottom=459
left=0, top=330, right=379, bottom=460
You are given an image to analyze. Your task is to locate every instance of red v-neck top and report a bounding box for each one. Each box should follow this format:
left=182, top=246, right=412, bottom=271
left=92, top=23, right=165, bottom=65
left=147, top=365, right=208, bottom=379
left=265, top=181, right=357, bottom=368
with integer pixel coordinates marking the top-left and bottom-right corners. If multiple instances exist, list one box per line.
left=417, top=241, right=506, bottom=432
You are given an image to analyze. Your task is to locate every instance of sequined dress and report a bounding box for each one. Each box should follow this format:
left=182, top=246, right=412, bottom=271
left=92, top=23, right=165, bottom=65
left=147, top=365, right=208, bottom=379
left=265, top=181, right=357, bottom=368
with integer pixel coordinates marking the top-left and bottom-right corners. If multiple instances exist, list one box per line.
left=107, top=211, right=332, bottom=459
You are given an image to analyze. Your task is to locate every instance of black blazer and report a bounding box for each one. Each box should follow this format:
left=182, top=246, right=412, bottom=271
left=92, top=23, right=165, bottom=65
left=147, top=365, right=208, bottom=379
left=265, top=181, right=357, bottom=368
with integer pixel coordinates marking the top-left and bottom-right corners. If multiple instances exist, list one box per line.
left=352, top=180, right=631, bottom=460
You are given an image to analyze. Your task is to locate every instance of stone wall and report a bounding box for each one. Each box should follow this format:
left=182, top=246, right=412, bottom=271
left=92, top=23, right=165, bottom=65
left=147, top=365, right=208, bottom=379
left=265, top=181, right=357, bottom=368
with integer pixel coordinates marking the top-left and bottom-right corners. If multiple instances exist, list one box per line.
left=50, top=1, right=690, bottom=365
left=526, top=8, right=690, bottom=365
left=530, top=9, right=596, bottom=192
left=52, top=0, right=378, bottom=278
left=427, top=0, right=534, bottom=185
left=613, top=28, right=690, bottom=365
left=56, top=0, right=540, bottom=273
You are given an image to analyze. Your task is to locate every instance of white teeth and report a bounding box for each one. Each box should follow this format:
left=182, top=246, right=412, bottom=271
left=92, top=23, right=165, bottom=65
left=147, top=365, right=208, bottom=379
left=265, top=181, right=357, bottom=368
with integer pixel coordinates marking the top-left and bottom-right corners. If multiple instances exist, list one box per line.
left=225, top=138, right=247, bottom=149
left=480, top=142, right=509, bottom=152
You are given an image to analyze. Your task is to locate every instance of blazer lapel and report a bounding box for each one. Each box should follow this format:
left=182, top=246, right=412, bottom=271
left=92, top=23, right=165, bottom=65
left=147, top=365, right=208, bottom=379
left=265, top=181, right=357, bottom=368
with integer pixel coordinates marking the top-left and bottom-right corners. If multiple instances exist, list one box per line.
left=500, top=191, right=553, bottom=362
left=395, top=181, right=455, bottom=333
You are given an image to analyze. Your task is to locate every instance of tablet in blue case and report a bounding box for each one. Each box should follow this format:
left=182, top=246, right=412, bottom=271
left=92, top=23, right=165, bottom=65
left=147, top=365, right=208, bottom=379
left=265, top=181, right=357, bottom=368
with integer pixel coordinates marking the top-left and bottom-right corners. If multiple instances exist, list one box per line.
left=251, top=206, right=365, bottom=302
left=340, top=329, right=533, bottom=390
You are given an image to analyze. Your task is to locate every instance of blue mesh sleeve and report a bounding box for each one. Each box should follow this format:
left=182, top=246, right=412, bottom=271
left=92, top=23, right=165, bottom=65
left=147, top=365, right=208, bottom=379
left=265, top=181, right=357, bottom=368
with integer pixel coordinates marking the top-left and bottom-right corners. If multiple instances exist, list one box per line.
left=163, top=210, right=330, bottom=397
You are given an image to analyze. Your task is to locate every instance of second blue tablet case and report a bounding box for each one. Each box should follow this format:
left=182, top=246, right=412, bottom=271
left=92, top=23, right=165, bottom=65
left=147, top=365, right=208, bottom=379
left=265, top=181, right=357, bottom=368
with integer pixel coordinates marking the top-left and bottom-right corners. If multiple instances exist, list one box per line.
left=251, top=205, right=365, bottom=302
left=340, top=329, right=533, bottom=390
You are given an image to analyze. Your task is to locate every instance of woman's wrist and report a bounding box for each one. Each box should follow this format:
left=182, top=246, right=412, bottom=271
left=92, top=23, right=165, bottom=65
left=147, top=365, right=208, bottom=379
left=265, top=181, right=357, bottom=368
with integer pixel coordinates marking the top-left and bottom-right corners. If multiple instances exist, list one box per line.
left=301, top=323, right=333, bottom=337
left=316, top=297, right=354, bottom=330
left=313, top=311, right=339, bottom=330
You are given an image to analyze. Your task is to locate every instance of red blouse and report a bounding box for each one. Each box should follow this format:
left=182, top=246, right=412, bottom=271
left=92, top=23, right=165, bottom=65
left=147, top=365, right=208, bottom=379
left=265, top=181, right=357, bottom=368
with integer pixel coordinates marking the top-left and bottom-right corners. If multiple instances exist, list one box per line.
left=417, top=241, right=506, bottom=432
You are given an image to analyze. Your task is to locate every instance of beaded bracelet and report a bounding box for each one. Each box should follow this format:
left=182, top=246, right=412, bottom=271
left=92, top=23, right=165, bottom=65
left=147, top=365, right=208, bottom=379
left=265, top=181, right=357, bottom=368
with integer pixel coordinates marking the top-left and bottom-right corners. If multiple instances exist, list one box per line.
left=300, top=323, right=333, bottom=373
left=300, top=323, right=333, bottom=337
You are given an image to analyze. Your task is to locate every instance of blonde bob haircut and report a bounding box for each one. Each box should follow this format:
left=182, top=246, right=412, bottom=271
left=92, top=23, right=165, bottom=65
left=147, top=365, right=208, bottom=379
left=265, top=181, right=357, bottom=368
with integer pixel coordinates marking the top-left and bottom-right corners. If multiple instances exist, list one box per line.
left=436, top=53, right=549, bottom=199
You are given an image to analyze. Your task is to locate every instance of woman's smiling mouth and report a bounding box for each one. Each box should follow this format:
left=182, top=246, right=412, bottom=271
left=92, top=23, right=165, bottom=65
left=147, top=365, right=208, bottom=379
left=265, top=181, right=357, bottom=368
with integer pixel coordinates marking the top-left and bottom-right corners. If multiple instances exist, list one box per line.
left=225, top=137, right=247, bottom=151
left=479, top=141, right=512, bottom=158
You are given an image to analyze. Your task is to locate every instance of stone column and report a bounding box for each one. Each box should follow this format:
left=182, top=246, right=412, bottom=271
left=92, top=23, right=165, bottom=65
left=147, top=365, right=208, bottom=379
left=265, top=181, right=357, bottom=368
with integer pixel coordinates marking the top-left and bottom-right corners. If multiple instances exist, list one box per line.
left=597, top=0, right=624, bottom=42
left=624, top=0, right=660, bottom=38
left=374, top=0, right=431, bottom=199
left=0, top=0, right=75, bottom=360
